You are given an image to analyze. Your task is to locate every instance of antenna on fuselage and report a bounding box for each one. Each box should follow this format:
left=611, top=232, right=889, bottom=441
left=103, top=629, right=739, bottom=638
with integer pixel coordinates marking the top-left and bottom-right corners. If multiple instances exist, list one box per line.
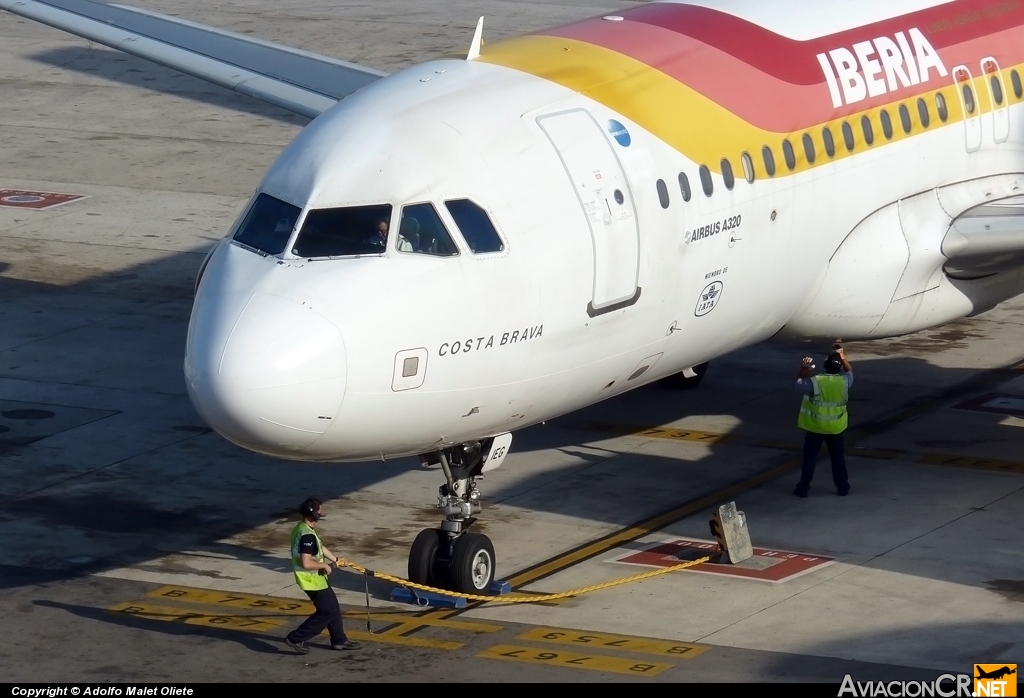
left=467, top=16, right=484, bottom=60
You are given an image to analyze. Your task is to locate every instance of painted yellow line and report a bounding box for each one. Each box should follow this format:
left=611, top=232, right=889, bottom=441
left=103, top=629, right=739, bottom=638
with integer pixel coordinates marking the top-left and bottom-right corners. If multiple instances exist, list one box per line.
left=581, top=422, right=733, bottom=444
left=497, top=590, right=573, bottom=606
left=518, top=627, right=709, bottom=659
left=146, top=585, right=503, bottom=632
left=478, top=644, right=672, bottom=677
left=849, top=447, right=903, bottom=460
left=417, top=358, right=1024, bottom=627
left=148, top=586, right=312, bottom=614
left=108, top=602, right=285, bottom=632
left=630, top=426, right=731, bottom=444
left=113, top=600, right=461, bottom=649
left=361, top=613, right=501, bottom=633
left=505, top=454, right=802, bottom=589
left=346, top=629, right=462, bottom=650
left=584, top=422, right=1024, bottom=475
left=916, top=453, right=1024, bottom=474
left=579, top=421, right=800, bottom=451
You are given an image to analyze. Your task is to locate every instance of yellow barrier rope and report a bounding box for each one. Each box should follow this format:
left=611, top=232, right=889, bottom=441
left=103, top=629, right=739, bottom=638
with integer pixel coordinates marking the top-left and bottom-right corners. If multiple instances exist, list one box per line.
left=340, top=555, right=711, bottom=604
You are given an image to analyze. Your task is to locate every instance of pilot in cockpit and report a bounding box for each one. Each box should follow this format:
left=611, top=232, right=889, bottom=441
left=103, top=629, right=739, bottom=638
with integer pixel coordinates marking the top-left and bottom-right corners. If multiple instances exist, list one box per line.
left=371, top=218, right=389, bottom=249
left=397, top=216, right=420, bottom=252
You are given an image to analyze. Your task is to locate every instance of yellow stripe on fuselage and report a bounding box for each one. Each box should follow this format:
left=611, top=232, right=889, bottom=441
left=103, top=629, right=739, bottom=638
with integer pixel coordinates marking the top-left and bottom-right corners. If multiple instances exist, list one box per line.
left=481, top=35, right=991, bottom=178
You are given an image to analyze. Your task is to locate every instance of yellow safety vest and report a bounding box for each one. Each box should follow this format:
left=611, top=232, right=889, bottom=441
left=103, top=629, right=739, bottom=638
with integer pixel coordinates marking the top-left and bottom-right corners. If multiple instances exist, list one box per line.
left=291, top=521, right=328, bottom=591
left=797, top=374, right=849, bottom=435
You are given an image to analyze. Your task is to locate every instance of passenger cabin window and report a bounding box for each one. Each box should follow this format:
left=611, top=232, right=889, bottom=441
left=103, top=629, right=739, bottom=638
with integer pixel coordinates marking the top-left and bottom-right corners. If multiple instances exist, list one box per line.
left=936, top=92, right=949, bottom=121
left=898, top=104, right=911, bottom=133
left=861, top=115, right=875, bottom=145
left=842, top=121, right=855, bottom=151
left=740, top=152, right=755, bottom=183
left=991, top=75, right=1004, bottom=105
left=802, top=133, right=815, bottom=164
left=782, top=139, right=796, bottom=171
left=233, top=193, right=301, bottom=256
left=962, top=84, right=976, bottom=114
left=1012, top=70, right=1023, bottom=99
left=917, top=98, right=931, bottom=128
left=880, top=110, right=893, bottom=140
left=292, top=203, right=392, bottom=258
left=721, top=159, right=735, bottom=190
left=656, top=179, right=670, bottom=208
left=445, top=199, right=503, bottom=253
left=678, top=172, right=692, bottom=202
left=699, top=165, right=714, bottom=196
left=762, top=146, right=776, bottom=177
left=822, top=127, right=836, bottom=158
left=397, top=203, right=459, bottom=256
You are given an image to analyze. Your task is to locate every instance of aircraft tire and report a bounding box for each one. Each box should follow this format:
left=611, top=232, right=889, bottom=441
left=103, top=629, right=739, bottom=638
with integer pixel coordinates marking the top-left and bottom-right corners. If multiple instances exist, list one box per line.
left=408, top=528, right=447, bottom=586
left=449, top=532, right=495, bottom=594
left=658, top=362, right=709, bottom=390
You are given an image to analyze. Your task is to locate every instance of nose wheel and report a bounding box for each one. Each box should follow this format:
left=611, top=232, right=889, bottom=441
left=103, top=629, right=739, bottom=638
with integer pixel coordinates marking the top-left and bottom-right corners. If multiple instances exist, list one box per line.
left=450, top=532, right=495, bottom=593
left=408, top=528, right=447, bottom=587
left=409, top=437, right=508, bottom=595
left=408, top=529, right=495, bottom=594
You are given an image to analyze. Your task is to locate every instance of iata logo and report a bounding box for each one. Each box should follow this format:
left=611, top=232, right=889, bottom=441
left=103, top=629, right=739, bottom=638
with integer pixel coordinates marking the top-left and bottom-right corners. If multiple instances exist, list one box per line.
left=975, top=665, right=1017, bottom=697
left=816, top=27, right=947, bottom=108
left=694, top=281, right=723, bottom=317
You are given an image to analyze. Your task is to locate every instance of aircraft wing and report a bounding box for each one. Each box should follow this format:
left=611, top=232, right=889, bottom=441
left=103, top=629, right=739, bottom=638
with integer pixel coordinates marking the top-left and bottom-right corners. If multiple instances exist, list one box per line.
left=0, top=0, right=388, bottom=118
left=943, top=196, right=1024, bottom=278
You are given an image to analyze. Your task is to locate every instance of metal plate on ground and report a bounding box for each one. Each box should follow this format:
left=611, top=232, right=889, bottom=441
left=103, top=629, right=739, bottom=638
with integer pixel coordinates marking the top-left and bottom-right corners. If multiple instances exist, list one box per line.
left=612, top=538, right=834, bottom=583
left=0, top=399, right=118, bottom=453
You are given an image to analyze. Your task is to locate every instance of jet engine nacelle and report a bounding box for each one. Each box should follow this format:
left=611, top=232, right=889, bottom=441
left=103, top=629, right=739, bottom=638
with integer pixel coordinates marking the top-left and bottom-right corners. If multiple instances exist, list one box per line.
left=785, top=174, right=1024, bottom=339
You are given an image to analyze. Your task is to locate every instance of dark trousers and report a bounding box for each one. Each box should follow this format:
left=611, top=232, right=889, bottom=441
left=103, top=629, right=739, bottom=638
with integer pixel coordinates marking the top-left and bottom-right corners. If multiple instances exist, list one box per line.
left=798, top=431, right=849, bottom=493
left=287, top=587, right=347, bottom=645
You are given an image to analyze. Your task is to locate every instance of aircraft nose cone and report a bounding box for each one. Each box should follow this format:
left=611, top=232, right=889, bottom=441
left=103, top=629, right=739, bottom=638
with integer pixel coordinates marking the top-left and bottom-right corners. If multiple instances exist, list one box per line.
left=185, top=291, right=346, bottom=455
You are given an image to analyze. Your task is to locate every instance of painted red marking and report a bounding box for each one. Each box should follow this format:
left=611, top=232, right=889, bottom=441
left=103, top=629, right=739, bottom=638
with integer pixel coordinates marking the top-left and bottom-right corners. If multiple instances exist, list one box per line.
left=614, top=538, right=834, bottom=583
left=0, top=189, right=87, bottom=210
left=954, top=392, right=1024, bottom=417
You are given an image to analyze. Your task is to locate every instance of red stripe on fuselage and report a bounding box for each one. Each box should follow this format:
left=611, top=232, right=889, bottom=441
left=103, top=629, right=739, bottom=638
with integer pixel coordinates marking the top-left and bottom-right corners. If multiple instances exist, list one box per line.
left=620, top=0, right=1024, bottom=83
left=542, top=13, right=1024, bottom=131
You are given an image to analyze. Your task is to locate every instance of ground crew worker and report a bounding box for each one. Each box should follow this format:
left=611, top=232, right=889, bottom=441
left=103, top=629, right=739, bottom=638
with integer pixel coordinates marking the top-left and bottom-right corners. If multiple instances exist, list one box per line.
left=283, top=497, right=360, bottom=653
left=794, top=346, right=853, bottom=498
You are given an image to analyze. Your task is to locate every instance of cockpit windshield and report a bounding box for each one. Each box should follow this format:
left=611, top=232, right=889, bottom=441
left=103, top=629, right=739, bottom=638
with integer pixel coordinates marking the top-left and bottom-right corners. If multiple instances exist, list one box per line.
left=396, top=203, right=459, bottom=256
left=232, top=193, right=301, bottom=256
left=292, top=204, right=393, bottom=258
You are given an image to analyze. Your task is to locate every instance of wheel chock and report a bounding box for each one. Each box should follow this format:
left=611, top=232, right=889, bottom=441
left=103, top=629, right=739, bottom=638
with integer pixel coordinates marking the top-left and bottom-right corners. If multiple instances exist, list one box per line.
left=389, top=586, right=467, bottom=609
left=388, top=580, right=510, bottom=607
left=708, top=501, right=753, bottom=564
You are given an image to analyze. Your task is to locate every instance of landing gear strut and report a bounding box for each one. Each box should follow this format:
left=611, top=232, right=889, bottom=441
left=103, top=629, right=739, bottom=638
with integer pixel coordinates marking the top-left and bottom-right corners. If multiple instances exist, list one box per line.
left=409, top=435, right=510, bottom=594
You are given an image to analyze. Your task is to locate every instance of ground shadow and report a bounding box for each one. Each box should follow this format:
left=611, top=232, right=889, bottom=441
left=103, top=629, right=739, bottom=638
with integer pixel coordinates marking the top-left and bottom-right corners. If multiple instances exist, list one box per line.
left=34, top=598, right=287, bottom=654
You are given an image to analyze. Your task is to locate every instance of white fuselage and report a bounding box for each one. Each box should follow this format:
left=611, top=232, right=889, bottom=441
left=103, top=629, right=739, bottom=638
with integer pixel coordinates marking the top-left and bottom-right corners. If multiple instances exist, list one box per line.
left=184, top=2, right=1024, bottom=461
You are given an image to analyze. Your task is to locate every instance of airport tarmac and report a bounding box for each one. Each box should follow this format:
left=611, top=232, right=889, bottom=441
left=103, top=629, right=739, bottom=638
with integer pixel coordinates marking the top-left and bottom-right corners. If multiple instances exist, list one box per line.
left=1, top=0, right=1023, bottom=684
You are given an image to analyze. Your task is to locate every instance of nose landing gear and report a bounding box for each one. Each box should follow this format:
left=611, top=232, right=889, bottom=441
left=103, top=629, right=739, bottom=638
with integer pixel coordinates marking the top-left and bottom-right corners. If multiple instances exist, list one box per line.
left=409, top=435, right=510, bottom=594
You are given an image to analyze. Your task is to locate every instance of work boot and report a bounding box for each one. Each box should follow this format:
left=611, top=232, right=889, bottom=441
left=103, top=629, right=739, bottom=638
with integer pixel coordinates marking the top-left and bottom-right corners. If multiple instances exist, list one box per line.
left=284, top=637, right=309, bottom=655
left=331, top=640, right=361, bottom=651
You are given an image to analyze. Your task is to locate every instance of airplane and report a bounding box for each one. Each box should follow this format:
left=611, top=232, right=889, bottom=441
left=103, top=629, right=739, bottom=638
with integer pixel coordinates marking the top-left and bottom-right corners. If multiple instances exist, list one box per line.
left=976, top=667, right=1017, bottom=680
left=5, top=0, right=1024, bottom=595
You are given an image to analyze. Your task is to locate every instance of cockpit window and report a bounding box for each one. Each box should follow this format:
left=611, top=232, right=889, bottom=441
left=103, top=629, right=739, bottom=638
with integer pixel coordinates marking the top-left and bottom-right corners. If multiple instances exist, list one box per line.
left=444, top=199, right=504, bottom=254
left=232, top=193, right=301, bottom=256
left=396, top=203, right=459, bottom=256
left=292, top=204, right=392, bottom=258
